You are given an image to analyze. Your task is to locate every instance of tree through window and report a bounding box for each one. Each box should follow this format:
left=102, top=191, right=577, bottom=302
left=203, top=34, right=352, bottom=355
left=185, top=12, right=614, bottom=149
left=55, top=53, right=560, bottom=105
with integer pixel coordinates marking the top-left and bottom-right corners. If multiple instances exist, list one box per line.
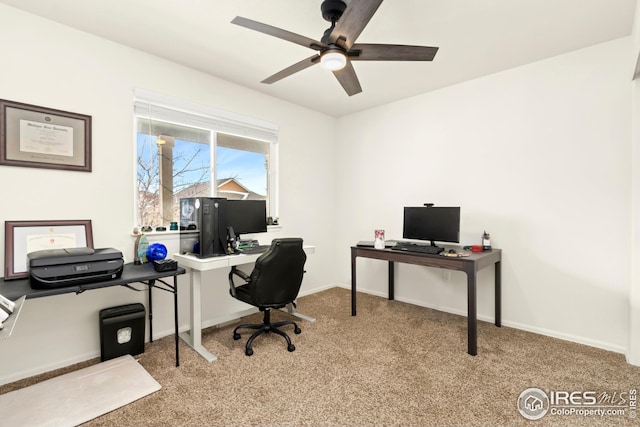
left=135, top=118, right=272, bottom=229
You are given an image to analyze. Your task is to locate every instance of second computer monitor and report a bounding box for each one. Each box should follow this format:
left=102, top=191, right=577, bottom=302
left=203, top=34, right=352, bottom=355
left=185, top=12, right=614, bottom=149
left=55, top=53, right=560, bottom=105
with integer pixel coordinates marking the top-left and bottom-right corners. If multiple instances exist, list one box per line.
left=403, top=206, right=460, bottom=247
left=226, top=199, right=267, bottom=238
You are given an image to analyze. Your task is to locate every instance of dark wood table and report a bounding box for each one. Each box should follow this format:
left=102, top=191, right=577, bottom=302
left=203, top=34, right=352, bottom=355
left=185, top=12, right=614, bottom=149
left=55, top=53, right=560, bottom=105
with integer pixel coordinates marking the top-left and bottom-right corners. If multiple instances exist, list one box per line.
left=1, top=262, right=185, bottom=366
left=351, top=246, right=502, bottom=355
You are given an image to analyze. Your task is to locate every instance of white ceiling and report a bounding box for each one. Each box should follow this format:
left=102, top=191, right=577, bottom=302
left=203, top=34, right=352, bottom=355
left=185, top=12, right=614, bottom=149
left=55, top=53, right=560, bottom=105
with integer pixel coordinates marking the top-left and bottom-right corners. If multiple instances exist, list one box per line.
left=1, top=0, right=636, bottom=117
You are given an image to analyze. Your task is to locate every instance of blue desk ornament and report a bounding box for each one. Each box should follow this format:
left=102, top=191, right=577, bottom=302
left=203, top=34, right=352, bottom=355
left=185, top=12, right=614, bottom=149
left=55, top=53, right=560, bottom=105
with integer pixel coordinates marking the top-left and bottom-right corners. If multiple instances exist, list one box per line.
left=146, top=243, right=168, bottom=261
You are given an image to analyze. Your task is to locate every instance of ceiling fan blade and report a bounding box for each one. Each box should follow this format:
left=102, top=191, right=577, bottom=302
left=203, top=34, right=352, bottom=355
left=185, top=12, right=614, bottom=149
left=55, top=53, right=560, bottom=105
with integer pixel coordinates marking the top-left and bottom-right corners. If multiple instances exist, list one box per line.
left=262, top=55, right=320, bottom=84
left=350, top=44, right=439, bottom=61
left=332, top=61, right=362, bottom=96
left=328, top=0, right=383, bottom=49
left=232, top=16, right=327, bottom=51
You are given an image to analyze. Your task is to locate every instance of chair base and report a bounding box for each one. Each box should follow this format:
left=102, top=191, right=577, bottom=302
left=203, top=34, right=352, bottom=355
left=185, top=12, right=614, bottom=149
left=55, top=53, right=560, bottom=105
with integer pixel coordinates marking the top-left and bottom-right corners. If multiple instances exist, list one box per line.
left=233, top=308, right=301, bottom=356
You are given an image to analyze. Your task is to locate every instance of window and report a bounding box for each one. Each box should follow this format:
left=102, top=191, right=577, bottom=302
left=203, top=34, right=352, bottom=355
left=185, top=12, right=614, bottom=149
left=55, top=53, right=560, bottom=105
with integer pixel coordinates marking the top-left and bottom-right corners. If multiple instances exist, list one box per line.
left=134, top=89, right=278, bottom=229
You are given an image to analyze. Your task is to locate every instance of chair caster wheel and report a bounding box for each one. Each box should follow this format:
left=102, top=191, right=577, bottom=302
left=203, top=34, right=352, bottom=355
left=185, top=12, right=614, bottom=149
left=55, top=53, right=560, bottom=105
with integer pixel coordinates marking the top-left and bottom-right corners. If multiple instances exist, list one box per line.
left=233, top=333, right=241, bottom=340
left=245, top=348, right=254, bottom=356
left=294, top=326, right=301, bottom=334
left=288, top=344, right=295, bottom=352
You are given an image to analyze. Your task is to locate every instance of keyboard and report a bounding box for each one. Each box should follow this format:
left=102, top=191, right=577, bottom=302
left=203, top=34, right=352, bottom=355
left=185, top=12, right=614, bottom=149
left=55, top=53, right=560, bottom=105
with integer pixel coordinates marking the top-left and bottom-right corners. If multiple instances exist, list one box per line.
left=391, top=243, right=443, bottom=255
left=239, top=245, right=270, bottom=254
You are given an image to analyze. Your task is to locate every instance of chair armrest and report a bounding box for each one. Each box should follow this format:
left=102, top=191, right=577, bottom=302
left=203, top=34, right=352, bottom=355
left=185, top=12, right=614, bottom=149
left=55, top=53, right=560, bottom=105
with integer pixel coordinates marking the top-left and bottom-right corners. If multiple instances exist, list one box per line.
left=233, top=267, right=250, bottom=281
left=228, top=266, right=250, bottom=298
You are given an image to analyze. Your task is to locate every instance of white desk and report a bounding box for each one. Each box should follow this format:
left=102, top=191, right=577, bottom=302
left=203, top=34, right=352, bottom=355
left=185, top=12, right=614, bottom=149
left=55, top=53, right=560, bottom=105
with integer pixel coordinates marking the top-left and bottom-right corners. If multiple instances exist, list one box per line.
left=174, top=246, right=315, bottom=362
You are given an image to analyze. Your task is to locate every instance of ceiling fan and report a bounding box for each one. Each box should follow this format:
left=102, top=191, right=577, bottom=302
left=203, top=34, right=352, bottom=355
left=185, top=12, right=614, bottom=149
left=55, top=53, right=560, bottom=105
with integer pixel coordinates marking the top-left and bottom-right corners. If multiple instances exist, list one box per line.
left=231, top=0, right=439, bottom=96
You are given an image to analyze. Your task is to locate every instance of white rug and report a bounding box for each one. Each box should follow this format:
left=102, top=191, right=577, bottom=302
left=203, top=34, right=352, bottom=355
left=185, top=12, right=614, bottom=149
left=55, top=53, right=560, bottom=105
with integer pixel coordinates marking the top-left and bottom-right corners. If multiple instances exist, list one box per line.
left=0, top=354, right=161, bottom=427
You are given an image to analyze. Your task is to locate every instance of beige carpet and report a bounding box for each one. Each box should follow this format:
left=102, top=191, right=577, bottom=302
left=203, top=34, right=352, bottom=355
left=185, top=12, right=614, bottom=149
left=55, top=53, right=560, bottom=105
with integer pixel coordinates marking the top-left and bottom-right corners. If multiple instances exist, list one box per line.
left=1, top=287, right=639, bottom=426
left=0, top=354, right=160, bottom=427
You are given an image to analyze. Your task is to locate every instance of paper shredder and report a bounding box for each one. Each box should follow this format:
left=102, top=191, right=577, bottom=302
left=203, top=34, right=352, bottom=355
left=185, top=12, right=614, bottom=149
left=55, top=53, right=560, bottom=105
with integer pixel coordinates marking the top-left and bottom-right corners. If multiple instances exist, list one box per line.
left=99, top=303, right=145, bottom=361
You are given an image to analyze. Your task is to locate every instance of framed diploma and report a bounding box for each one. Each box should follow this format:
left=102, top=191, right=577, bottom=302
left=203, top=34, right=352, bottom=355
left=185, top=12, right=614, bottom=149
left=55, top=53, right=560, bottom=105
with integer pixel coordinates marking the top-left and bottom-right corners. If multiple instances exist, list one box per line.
left=0, top=99, right=91, bottom=172
left=4, top=220, right=94, bottom=280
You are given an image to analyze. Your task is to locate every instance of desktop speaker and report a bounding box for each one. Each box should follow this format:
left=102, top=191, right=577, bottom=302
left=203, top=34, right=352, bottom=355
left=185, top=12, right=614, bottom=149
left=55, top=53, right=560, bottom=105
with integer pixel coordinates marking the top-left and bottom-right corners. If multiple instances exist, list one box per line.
left=99, top=303, right=145, bottom=362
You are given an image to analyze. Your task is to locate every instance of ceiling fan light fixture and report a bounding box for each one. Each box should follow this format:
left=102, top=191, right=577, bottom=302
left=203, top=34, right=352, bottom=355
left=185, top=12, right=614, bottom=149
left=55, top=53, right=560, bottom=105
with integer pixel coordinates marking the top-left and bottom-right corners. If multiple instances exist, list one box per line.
left=320, top=50, right=347, bottom=71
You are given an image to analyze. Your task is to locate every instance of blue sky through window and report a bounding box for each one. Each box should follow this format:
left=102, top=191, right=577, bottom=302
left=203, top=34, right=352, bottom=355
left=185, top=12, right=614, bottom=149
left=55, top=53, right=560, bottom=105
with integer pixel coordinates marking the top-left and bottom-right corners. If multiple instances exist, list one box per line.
left=137, top=134, right=266, bottom=196
left=217, top=146, right=267, bottom=196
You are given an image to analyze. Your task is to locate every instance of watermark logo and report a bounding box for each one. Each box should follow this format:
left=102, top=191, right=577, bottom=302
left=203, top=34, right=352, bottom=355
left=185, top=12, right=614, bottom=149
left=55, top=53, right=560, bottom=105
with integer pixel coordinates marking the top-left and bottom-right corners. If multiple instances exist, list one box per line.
left=518, top=387, right=637, bottom=421
left=517, top=388, right=550, bottom=420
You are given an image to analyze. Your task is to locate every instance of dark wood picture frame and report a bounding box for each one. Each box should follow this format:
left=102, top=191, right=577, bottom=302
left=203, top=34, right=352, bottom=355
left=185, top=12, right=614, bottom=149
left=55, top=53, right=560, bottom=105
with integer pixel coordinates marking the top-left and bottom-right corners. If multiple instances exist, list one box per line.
left=4, top=220, right=94, bottom=280
left=0, top=99, right=92, bottom=172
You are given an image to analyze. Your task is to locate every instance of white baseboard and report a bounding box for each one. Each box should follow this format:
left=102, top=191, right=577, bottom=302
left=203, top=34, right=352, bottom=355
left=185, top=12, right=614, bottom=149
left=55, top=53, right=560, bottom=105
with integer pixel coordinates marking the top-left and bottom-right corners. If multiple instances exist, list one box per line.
left=499, top=319, right=626, bottom=356
left=299, top=283, right=336, bottom=297
left=0, top=350, right=100, bottom=387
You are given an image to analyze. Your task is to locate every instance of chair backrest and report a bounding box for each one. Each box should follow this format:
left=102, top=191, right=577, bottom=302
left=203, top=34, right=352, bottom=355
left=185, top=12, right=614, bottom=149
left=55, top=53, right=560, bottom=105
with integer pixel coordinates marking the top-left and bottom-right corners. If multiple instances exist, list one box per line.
left=248, top=238, right=306, bottom=307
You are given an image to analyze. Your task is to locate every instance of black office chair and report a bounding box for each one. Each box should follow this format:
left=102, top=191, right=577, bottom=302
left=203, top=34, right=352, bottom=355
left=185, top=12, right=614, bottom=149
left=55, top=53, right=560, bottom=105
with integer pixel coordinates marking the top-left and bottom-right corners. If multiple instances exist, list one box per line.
left=228, top=238, right=307, bottom=356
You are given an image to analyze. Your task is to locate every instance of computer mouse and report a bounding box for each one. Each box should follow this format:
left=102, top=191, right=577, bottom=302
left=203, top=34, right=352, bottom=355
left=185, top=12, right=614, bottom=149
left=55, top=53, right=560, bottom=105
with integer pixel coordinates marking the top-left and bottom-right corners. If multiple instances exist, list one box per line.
left=448, top=249, right=456, bottom=254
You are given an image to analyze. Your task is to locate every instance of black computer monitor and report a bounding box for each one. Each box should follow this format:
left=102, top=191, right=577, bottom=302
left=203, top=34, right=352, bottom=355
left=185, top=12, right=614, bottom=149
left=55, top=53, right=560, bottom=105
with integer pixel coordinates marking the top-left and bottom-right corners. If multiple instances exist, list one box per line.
left=403, top=206, right=460, bottom=247
left=225, top=199, right=267, bottom=240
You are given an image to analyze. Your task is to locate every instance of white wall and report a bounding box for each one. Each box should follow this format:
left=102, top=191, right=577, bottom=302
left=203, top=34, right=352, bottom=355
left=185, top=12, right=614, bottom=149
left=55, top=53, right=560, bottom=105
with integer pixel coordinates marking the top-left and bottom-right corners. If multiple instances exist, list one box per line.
left=0, top=4, right=339, bottom=385
left=335, top=37, right=633, bottom=355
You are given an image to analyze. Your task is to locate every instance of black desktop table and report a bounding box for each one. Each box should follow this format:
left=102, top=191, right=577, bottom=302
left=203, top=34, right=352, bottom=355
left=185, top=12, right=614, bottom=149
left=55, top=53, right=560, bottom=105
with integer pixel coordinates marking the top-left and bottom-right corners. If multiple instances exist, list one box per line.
left=1, top=262, right=185, bottom=366
left=351, top=246, right=502, bottom=355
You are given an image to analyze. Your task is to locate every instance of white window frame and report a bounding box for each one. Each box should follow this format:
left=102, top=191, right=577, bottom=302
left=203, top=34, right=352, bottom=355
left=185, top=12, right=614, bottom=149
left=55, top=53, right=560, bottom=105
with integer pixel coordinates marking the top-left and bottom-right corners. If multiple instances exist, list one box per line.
left=133, top=88, right=279, bottom=226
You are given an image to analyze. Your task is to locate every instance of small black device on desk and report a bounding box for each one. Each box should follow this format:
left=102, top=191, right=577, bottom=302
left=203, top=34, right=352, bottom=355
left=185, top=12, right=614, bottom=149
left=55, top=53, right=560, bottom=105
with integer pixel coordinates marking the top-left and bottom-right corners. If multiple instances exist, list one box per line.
left=226, top=226, right=269, bottom=254
left=227, top=227, right=269, bottom=255
left=239, top=245, right=270, bottom=254
left=391, top=242, right=444, bottom=255
left=153, top=258, right=178, bottom=272
left=233, top=230, right=270, bottom=254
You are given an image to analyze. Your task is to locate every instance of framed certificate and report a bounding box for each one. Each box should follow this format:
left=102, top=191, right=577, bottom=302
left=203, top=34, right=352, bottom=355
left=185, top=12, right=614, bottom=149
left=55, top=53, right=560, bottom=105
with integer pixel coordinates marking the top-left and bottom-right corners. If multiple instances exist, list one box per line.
left=0, top=99, right=92, bottom=172
left=4, top=220, right=94, bottom=280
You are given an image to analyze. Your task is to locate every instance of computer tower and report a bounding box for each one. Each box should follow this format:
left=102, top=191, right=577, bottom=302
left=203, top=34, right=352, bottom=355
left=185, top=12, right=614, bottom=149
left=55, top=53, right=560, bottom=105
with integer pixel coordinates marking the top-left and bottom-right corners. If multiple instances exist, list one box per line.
left=99, top=303, right=145, bottom=362
left=179, top=197, right=229, bottom=258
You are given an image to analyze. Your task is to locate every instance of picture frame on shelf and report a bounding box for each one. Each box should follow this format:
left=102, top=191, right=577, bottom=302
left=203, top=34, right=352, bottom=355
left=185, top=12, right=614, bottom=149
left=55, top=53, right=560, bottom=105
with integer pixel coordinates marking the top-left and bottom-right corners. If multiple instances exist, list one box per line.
left=4, top=220, right=94, bottom=280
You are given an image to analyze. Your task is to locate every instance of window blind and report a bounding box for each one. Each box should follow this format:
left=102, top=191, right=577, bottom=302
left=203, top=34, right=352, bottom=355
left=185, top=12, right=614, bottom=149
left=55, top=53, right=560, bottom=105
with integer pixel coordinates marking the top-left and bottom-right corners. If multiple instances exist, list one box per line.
left=133, top=87, right=279, bottom=143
